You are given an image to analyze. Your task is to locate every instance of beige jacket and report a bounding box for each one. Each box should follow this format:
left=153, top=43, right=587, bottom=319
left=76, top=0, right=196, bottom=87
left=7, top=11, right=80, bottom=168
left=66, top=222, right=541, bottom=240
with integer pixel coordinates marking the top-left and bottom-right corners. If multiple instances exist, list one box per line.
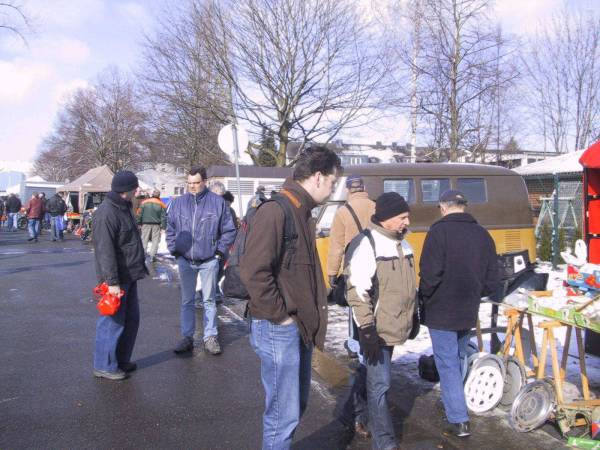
left=345, top=223, right=417, bottom=346
left=326, top=191, right=375, bottom=276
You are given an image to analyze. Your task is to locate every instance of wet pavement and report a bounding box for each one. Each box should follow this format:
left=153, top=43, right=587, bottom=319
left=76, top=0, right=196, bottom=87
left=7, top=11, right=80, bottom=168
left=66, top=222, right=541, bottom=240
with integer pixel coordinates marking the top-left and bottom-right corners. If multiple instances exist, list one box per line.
left=0, top=229, right=568, bottom=449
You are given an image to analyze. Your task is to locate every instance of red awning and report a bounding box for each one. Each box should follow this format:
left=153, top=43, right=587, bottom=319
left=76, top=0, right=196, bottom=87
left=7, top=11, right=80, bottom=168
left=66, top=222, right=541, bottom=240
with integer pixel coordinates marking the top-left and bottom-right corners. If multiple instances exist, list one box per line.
left=580, top=140, right=600, bottom=168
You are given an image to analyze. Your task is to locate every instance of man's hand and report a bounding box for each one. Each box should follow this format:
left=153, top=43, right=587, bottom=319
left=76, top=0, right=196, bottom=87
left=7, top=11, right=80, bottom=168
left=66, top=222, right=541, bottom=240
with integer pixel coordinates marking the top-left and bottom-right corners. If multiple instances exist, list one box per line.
left=358, top=325, right=384, bottom=365
left=108, top=285, right=121, bottom=296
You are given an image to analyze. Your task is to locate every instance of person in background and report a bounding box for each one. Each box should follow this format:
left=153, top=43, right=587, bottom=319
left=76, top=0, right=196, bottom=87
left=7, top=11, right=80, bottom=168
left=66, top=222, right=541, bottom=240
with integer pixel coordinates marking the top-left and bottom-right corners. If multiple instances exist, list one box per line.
left=419, top=190, right=500, bottom=438
left=25, top=192, right=44, bottom=242
left=137, top=189, right=167, bottom=262
left=46, top=192, right=68, bottom=241
left=246, top=185, right=267, bottom=217
left=222, top=191, right=239, bottom=229
left=0, top=197, right=5, bottom=229
left=6, top=193, right=22, bottom=232
left=92, top=171, right=148, bottom=380
left=39, top=192, right=50, bottom=233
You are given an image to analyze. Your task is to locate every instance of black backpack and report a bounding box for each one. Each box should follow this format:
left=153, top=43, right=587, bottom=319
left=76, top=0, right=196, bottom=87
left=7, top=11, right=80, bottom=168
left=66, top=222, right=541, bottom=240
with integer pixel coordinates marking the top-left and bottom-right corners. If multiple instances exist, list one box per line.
left=223, top=194, right=297, bottom=300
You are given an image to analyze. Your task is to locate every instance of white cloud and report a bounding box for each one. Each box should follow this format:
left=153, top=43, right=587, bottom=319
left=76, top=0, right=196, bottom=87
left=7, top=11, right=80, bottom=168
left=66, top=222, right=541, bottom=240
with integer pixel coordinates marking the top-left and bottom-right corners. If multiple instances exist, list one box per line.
left=495, top=0, right=561, bottom=35
left=52, top=78, right=89, bottom=105
left=0, top=59, right=54, bottom=103
left=25, top=0, right=106, bottom=30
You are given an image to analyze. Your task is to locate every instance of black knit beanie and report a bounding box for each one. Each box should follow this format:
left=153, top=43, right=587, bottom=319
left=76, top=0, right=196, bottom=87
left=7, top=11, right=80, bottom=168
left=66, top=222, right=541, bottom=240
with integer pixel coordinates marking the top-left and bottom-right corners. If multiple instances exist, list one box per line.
left=374, top=192, right=410, bottom=222
left=111, top=171, right=139, bottom=193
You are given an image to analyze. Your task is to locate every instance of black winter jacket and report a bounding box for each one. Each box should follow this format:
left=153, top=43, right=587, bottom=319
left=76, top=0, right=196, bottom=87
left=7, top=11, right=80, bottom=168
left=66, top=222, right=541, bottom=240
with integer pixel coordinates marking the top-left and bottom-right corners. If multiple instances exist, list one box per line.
left=419, top=212, right=499, bottom=331
left=46, top=195, right=67, bottom=216
left=92, top=192, right=148, bottom=286
left=6, top=196, right=21, bottom=213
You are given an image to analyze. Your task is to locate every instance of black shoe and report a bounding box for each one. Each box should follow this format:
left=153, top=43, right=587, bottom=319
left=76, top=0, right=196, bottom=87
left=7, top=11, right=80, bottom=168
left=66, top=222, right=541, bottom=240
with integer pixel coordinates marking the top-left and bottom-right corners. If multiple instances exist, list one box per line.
left=119, top=362, right=137, bottom=373
left=174, top=337, right=194, bottom=354
left=447, top=421, right=470, bottom=438
left=27, top=237, right=34, bottom=241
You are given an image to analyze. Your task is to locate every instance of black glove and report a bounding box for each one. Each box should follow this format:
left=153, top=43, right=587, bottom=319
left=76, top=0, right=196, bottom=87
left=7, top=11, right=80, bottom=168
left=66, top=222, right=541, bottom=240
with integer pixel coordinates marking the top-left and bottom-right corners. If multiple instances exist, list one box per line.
left=358, top=325, right=383, bottom=365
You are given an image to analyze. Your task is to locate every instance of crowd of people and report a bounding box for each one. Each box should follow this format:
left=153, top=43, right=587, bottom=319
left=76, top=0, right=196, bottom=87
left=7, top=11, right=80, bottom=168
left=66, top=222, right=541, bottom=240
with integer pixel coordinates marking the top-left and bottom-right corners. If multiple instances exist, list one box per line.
left=0, top=191, right=67, bottom=241
left=85, top=145, right=500, bottom=450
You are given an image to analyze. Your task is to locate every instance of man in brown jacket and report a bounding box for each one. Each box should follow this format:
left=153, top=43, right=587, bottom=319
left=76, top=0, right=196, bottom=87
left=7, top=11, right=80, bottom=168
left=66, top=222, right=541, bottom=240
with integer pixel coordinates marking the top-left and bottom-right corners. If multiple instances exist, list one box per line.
left=346, top=192, right=417, bottom=450
left=25, top=192, right=45, bottom=242
left=241, top=145, right=342, bottom=450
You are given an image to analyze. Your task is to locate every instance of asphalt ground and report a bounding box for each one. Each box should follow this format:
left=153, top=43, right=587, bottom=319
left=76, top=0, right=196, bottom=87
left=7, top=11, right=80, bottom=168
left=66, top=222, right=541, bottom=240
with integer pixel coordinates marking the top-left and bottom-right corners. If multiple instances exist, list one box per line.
left=0, top=228, right=568, bottom=449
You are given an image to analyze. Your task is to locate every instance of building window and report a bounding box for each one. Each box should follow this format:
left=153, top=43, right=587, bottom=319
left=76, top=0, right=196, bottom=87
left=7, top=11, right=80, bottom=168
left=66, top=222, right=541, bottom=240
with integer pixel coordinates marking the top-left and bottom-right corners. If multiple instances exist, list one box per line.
left=174, top=186, right=185, bottom=195
left=456, top=178, right=487, bottom=203
left=421, top=178, right=450, bottom=202
left=383, top=179, right=416, bottom=203
left=175, top=167, right=185, bottom=175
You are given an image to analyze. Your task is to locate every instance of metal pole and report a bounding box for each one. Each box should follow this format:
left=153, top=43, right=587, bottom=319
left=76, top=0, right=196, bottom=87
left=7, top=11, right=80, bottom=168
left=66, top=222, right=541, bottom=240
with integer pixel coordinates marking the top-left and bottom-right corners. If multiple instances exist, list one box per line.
left=552, top=172, right=560, bottom=269
left=231, top=123, right=244, bottom=217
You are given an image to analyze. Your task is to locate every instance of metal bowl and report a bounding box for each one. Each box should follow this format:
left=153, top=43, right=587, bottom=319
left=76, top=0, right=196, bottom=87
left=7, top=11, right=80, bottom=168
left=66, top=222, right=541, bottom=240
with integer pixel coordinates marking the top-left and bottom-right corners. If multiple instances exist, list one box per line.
left=509, top=379, right=556, bottom=432
left=500, top=356, right=527, bottom=407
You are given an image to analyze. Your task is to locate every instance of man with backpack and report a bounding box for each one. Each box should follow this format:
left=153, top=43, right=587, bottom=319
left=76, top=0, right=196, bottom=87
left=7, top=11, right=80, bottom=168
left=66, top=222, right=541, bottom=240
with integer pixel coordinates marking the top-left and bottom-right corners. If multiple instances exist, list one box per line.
left=326, top=174, right=374, bottom=437
left=345, top=192, right=417, bottom=450
left=166, top=166, right=236, bottom=356
left=6, top=193, right=22, bottom=232
left=240, top=146, right=342, bottom=450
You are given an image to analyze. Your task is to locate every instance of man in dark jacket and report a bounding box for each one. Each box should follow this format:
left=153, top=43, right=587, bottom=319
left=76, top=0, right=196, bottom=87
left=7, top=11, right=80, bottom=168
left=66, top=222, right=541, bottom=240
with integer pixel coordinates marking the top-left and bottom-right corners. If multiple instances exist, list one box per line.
left=419, top=190, right=499, bottom=437
left=25, top=192, right=44, bottom=242
left=6, top=193, right=21, bottom=232
left=92, top=171, right=148, bottom=380
left=166, top=166, right=236, bottom=355
left=46, top=192, right=67, bottom=241
left=241, top=146, right=342, bottom=450
left=137, top=189, right=167, bottom=261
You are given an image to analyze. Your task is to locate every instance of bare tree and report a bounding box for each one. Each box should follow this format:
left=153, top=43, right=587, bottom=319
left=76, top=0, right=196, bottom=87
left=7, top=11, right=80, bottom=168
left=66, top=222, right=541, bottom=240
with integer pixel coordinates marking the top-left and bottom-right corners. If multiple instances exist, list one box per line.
left=203, top=0, right=390, bottom=166
left=0, top=1, right=31, bottom=43
left=523, top=9, right=600, bottom=153
left=139, top=1, right=231, bottom=169
left=35, top=68, right=150, bottom=178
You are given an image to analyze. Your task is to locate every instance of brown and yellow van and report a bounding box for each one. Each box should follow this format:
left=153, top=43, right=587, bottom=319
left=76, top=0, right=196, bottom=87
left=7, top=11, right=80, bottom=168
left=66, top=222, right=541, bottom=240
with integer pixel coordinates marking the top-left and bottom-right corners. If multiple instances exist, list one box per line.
left=316, top=163, right=535, bottom=283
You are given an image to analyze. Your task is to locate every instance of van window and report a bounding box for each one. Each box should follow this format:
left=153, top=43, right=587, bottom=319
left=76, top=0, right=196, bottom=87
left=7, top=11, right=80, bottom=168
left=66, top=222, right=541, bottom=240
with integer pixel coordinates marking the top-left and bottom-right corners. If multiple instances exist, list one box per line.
left=421, top=178, right=450, bottom=202
left=383, top=179, right=416, bottom=203
left=383, top=178, right=415, bottom=203
left=457, top=178, right=487, bottom=203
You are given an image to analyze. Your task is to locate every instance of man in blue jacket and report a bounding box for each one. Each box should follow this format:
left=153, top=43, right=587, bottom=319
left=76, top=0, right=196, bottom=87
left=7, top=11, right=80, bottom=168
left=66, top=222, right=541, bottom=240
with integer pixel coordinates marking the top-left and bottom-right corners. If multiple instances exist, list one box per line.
left=419, top=190, right=499, bottom=438
left=166, top=166, right=236, bottom=355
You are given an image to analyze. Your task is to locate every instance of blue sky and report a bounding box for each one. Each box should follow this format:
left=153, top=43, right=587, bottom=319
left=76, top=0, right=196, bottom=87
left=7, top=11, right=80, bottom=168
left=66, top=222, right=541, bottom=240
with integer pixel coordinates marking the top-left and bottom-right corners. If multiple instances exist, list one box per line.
left=0, top=0, right=596, bottom=164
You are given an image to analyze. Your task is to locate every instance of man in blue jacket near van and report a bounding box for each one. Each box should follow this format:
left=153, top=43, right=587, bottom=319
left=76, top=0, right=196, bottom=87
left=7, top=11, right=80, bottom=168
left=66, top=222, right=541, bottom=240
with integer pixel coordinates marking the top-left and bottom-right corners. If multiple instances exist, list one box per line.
left=166, top=166, right=236, bottom=355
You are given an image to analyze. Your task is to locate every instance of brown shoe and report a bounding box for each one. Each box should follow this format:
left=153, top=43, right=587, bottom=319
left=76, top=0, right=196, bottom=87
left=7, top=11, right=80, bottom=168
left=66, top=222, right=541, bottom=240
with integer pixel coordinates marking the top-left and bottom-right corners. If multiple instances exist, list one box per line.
left=354, top=421, right=371, bottom=439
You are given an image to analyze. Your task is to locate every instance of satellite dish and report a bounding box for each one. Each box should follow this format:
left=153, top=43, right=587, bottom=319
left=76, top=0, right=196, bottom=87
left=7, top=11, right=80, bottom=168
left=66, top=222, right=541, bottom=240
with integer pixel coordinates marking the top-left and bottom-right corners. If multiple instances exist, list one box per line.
left=218, top=124, right=252, bottom=164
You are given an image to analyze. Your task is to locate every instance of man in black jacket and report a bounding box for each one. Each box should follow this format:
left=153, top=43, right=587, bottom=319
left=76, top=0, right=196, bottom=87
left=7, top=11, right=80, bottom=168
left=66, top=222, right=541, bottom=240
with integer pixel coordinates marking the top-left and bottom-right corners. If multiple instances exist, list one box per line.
left=419, top=190, right=499, bottom=438
left=92, top=171, right=148, bottom=380
left=46, top=192, right=67, bottom=241
left=6, top=193, right=22, bottom=232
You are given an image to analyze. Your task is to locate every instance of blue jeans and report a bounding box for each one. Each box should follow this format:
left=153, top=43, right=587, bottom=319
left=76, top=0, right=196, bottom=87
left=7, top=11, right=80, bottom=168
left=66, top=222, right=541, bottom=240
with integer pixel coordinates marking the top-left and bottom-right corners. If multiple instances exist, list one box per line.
left=250, top=318, right=313, bottom=450
left=339, top=363, right=368, bottom=429
left=177, top=257, right=219, bottom=340
left=366, top=346, right=396, bottom=450
left=50, top=216, right=63, bottom=240
left=27, top=218, right=40, bottom=239
left=94, top=282, right=140, bottom=373
left=8, top=213, right=18, bottom=231
left=429, top=328, right=470, bottom=424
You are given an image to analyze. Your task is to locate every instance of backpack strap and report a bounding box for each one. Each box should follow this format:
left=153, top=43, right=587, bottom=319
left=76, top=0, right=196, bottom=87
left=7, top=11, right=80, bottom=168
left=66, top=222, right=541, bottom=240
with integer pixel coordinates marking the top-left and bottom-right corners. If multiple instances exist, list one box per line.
left=271, top=194, right=298, bottom=270
left=345, top=203, right=363, bottom=233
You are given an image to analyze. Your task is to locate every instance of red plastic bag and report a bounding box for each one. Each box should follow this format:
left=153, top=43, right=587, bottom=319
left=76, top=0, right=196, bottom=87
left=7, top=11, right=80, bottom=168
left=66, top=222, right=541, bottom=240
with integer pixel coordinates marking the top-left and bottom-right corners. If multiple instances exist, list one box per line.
left=93, top=283, right=124, bottom=316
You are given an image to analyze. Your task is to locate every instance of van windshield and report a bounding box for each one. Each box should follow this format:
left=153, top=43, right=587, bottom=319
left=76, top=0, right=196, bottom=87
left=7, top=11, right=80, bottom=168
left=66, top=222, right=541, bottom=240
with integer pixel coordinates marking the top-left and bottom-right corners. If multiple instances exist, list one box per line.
left=317, top=202, right=341, bottom=231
